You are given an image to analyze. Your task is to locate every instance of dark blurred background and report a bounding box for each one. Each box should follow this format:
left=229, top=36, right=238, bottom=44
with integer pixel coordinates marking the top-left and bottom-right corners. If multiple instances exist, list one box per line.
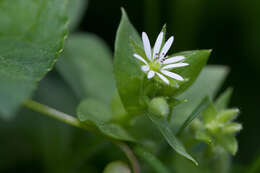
left=82, top=0, right=260, bottom=166
left=1, top=0, right=260, bottom=172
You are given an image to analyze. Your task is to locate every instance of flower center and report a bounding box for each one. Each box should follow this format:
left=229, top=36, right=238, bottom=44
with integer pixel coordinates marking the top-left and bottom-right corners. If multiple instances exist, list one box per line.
left=149, top=60, right=161, bottom=72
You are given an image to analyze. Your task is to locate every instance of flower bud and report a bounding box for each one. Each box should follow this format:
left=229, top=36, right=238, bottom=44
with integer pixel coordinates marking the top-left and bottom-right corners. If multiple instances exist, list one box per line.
left=103, top=161, right=131, bottom=173
left=148, top=97, right=169, bottom=118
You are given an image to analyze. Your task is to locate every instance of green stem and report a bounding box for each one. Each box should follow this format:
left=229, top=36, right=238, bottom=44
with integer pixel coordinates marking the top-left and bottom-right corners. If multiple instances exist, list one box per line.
left=23, top=100, right=93, bottom=131
left=23, top=99, right=141, bottom=173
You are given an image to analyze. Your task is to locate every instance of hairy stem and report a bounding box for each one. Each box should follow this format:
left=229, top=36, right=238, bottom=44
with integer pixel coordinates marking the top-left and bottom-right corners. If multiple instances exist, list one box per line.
left=23, top=99, right=141, bottom=173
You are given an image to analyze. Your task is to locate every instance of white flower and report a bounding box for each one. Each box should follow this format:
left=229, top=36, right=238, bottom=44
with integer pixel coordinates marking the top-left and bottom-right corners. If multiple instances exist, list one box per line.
left=133, top=32, right=189, bottom=85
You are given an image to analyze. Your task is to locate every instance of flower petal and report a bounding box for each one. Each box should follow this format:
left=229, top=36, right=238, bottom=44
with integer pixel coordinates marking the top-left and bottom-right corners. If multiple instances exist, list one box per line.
left=133, top=53, right=148, bottom=65
left=163, top=56, right=185, bottom=64
left=142, top=32, right=152, bottom=60
left=152, top=32, right=163, bottom=60
left=147, top=70, right=155, bottom=79
left=160, top=36, right=174, bottom=58
left=141, top=65, right=150, bottom=72
left=155, top=72, right=170, bottom=85
left=161, top=70, right=184, bottom=81
left=162, top=63, right=189, bottom=70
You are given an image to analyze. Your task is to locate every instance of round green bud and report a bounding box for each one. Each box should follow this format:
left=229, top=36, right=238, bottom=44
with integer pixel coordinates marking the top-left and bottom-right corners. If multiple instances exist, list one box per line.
left=103, top=161, right=131, bottom=173
left=148, top=97, right=169, bottom=118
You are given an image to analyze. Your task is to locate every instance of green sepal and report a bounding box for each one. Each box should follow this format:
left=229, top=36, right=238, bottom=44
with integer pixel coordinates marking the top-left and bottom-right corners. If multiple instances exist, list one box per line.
left=217, top=108, right=239, bottom=123
left=223, top=123, right=242, bottom=134
left=202, top=101, right=217, bottom=124
left=217, top=135, right=238, bottom=155
left=195, top=130, right=213, bottom=145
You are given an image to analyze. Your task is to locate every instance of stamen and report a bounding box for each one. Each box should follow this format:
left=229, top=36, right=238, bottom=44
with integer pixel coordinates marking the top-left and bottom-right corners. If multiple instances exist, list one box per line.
left=155, top=53, right=159, bottom=60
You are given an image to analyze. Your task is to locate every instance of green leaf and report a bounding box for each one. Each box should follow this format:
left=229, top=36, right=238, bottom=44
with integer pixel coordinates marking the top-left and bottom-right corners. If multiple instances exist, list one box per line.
left=57, top=33, right=115, bottom=104
left=68, top=0, right=88, bottom=30
left=171, top=65, right=229, bottom=132
left=0, top=0, right=68, bottom=118
left=158, top=50, right=211, bottom=96
left=147, top=113, right=198, bottom=165
left=114, top=8, right=145, bottom=115
left=215, top=88, right=233, bottom=112
left=134, top=145, right=170, bottom=173
left=177, top=96, right=211, bottom=135
left=111, top=92, right=128, bottom=122
left=77, top=98, right=135, bottom=141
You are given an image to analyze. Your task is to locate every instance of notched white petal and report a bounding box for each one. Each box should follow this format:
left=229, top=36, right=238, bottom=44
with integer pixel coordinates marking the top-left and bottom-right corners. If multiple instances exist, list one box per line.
left=147, top=70, right=155, bottom=79
left=163, top=56, right=185, bottom=64
left=161, top=70, right=184, bottom=81
left=160, top=36, right=174, bottom=58
left=141, top=65, right=150, bottom=72
left=152, top=32, right=163, bottom=60
left=162, top=63, right=189, bottom=70
left=133, top=53, right=148, bottom=65
left=156, top=72, right=169, bottom=85
left=142, top=32, right=152, bottom=60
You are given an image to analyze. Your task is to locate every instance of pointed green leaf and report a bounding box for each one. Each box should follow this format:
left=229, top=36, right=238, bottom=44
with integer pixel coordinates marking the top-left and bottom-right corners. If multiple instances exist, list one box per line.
left=0, top=0, right=69, bottom=118
left=217, top=108, right=239, bottom=123
left=77, top=99, right=135, bottom=141
left=159, top=50, right=211, bottom=96
left=57, top=33, right=115, bottom=104
left=147, top=113, right=198, bottom=165
left=215, top=88, right=233, bottom=112
left=217, top=135, right=238, bottom=155
left=134, top=146, right=170, bottom=173
left=177, top=96, right=211, bottom=135
left=114, top=8, right=145, bottom=115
